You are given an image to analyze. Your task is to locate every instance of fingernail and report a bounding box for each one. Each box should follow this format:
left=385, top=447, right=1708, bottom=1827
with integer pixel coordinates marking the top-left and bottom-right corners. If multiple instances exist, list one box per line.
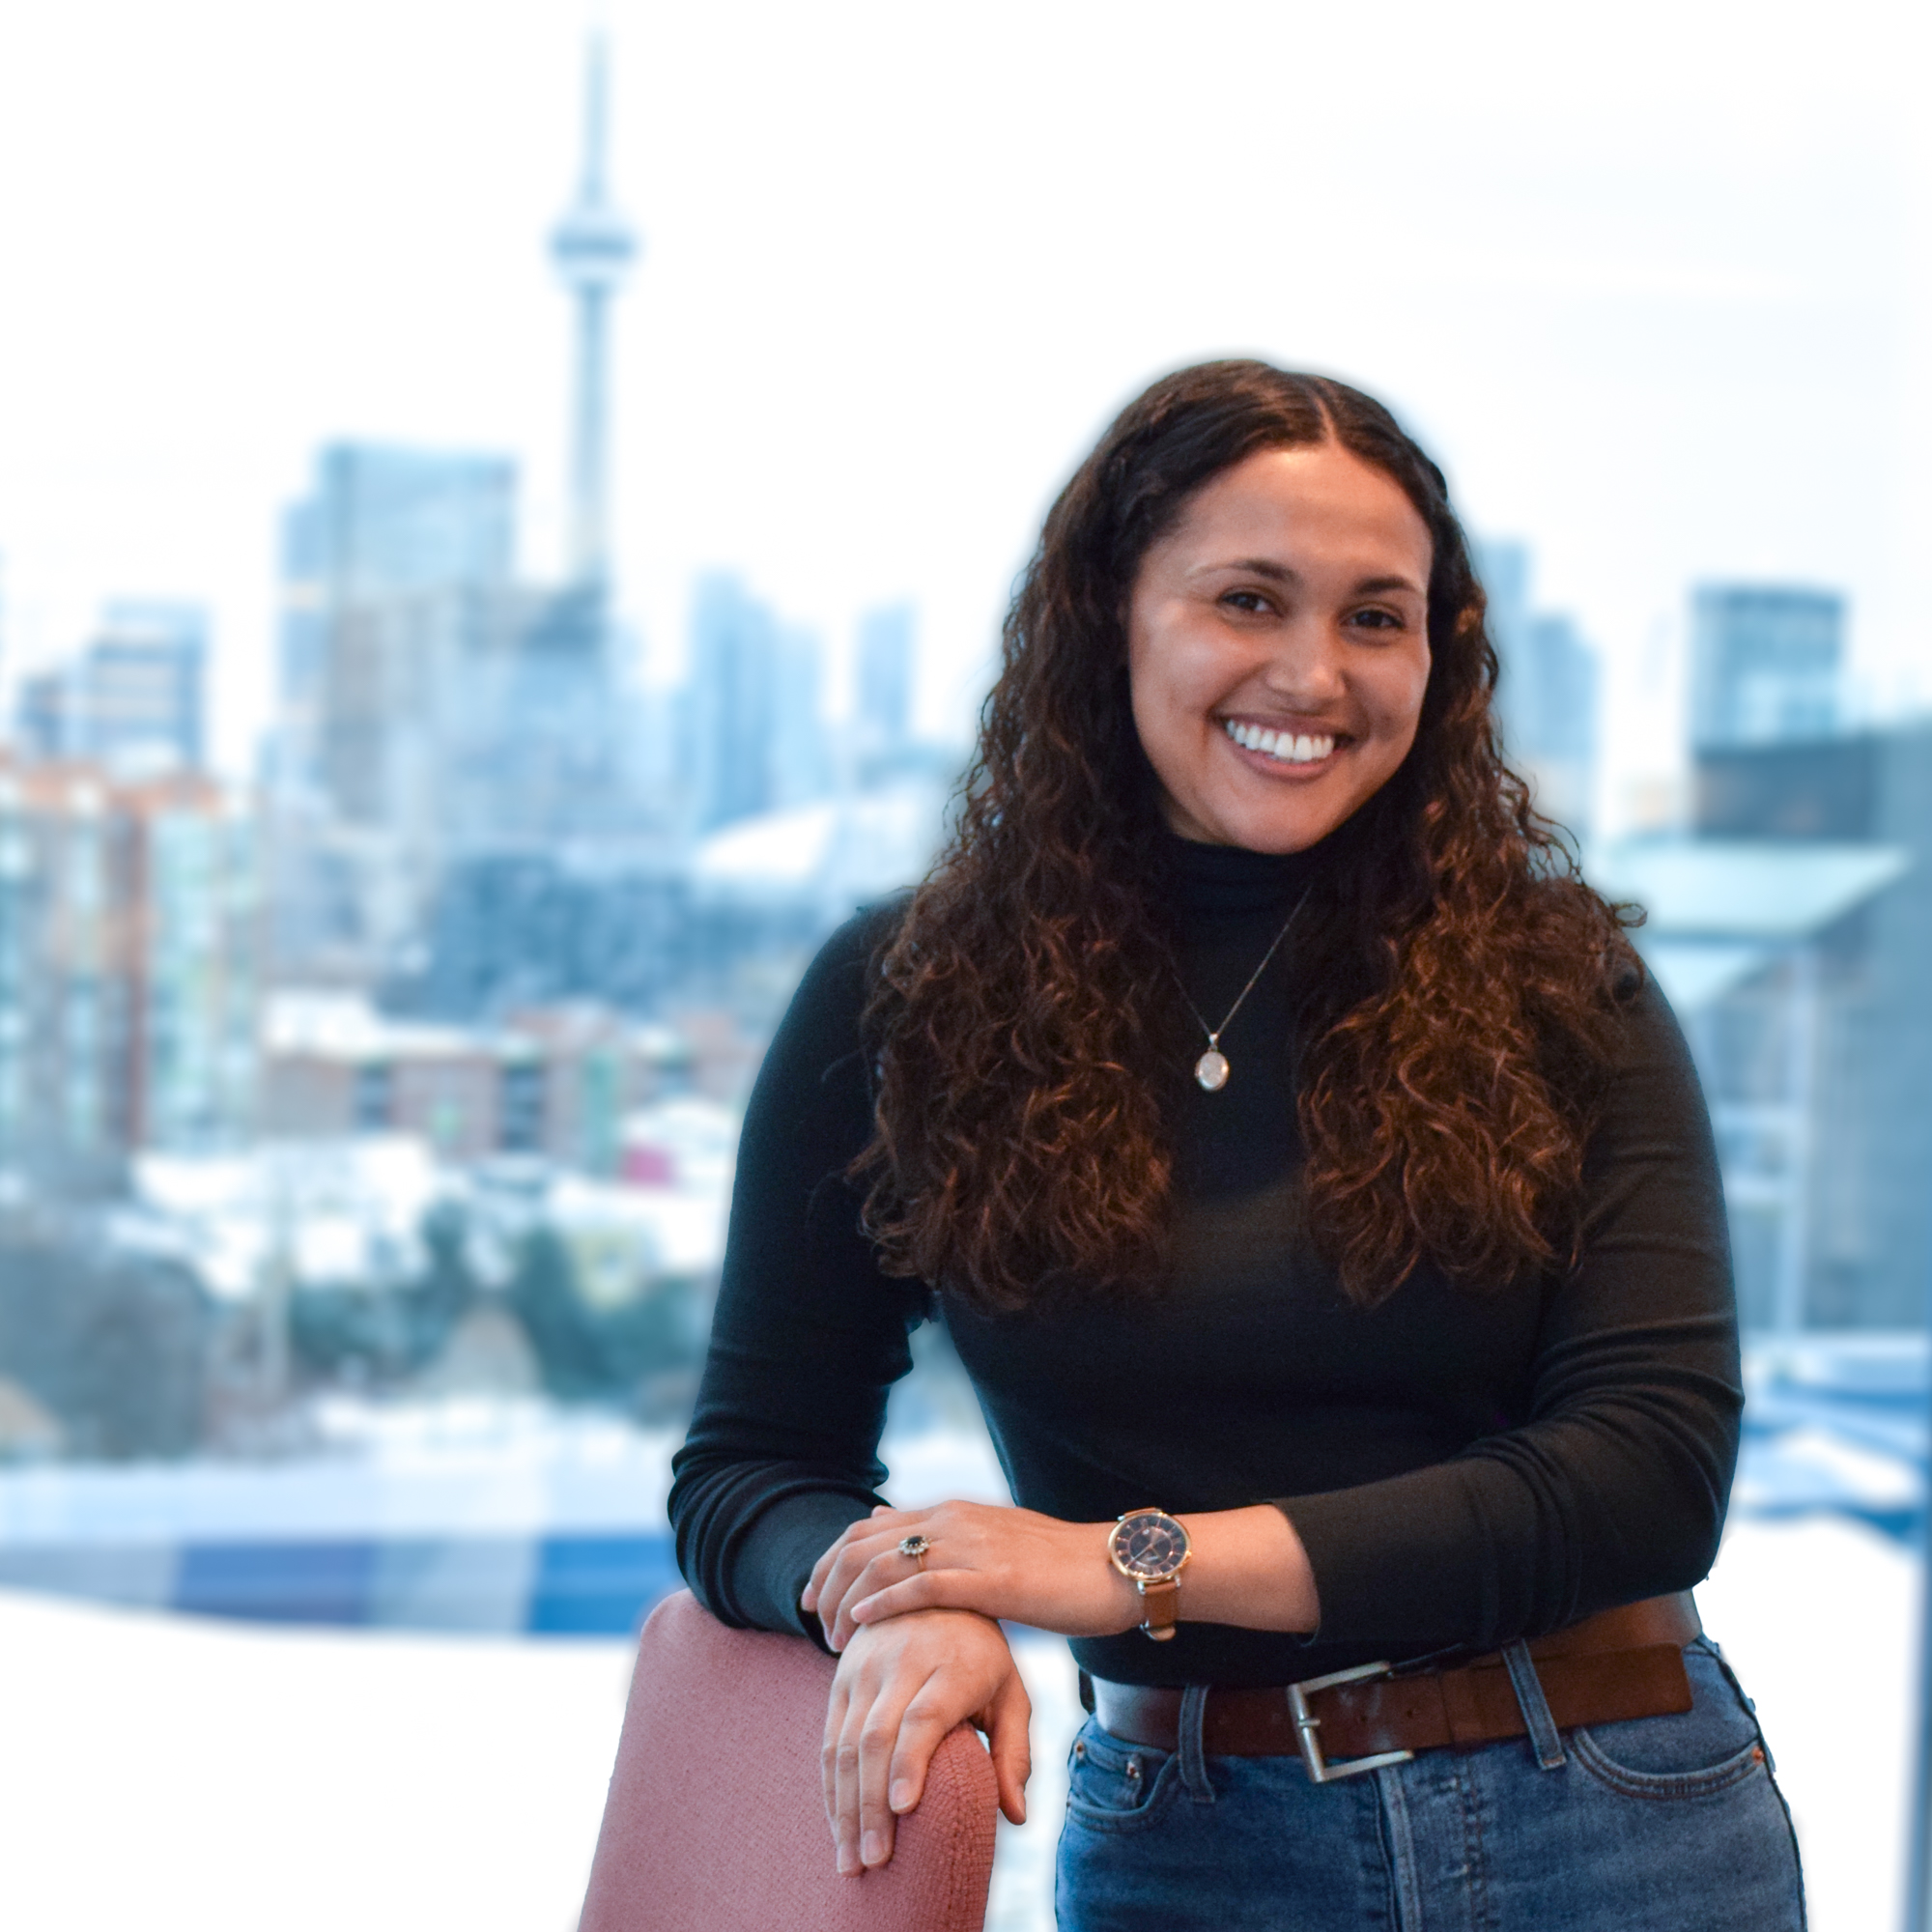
left=862, top=1831, right=885, bottom=1866
left=837, top=1845, right=859, bottom=1876
left=889, top=1780, right=913, bottom=1812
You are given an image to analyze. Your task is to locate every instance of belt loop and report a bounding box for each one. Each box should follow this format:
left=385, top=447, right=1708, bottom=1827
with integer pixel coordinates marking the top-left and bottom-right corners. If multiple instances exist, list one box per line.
left=1502, top=1640, right=1566, bottom=1770
left=1177, top=1684, right=1216, bottom=1802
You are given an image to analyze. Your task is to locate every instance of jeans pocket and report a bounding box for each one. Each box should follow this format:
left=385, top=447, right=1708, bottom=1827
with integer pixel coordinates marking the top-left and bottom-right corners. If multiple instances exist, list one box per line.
left=1570, top=1642, right=1770, bottom=1800
left=1063, top=1717, right=1179, bottom=1834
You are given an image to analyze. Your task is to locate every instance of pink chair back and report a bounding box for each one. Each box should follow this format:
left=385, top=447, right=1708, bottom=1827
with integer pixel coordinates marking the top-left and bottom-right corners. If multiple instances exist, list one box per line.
left=580, top=1589, right=999, bottom=1932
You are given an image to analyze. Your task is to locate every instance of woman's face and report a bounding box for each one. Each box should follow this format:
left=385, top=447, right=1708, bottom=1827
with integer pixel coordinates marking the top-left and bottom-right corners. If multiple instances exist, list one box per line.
left=1126, top=441, right=1434, bottom=853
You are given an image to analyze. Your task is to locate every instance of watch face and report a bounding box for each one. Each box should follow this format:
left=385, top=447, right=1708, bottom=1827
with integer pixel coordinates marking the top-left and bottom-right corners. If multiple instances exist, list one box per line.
left=1111, top=1510, right=1189, bottom=1581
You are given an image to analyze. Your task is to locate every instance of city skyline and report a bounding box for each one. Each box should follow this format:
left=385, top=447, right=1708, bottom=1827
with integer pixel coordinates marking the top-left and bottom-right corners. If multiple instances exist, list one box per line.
left=0, top=0, right=1924, bottom=835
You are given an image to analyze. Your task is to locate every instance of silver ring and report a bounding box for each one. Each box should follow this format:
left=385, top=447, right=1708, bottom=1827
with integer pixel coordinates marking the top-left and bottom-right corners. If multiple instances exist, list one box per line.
left=897, top=1533, right=931, bottom=1570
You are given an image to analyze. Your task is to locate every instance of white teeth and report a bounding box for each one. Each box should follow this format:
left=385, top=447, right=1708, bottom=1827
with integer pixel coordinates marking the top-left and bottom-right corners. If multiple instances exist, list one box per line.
left=1222, top=720, right=1336, bottom=764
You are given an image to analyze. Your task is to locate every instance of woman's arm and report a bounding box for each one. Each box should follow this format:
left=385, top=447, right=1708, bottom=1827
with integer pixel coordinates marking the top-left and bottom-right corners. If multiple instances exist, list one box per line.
left=808, top=1498, right=1318, bottom=1649
left=668, top=902, right=926, bottom=1643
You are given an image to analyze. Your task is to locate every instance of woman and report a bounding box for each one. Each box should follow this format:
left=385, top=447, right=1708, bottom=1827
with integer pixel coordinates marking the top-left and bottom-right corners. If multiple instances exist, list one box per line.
left=668, top=360, right=1804, bottom=1928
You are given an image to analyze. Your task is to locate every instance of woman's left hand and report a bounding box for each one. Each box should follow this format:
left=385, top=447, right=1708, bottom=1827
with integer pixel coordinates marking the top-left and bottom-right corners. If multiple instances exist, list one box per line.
left=803, top=1500, right=1143, bottom=1651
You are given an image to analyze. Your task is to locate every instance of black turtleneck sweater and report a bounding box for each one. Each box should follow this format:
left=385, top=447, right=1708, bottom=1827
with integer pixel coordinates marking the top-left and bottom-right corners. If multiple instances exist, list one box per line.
left=668, top=831, right=1742, bottom=1689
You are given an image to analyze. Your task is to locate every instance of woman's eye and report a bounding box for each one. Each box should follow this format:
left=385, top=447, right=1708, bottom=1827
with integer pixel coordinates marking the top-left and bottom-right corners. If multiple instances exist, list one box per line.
left=1220, top=589, right=1272, bottom=614
left=1348, top=607, right=1405, bottom=632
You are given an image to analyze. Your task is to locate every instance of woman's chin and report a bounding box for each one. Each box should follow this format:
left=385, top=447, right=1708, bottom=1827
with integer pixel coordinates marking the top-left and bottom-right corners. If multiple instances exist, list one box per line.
left=1171, top=793, right=1360, bottom=855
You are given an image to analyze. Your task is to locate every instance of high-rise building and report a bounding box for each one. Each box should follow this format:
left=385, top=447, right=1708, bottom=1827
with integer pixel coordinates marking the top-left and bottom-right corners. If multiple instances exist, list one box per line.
left=270, top=444, right=518, bottom=979
left=1477, top=541, right=1600, bottom=839
left=1690, top=584, right=1842, bottom=752
left=853, top=602, right=915, bottom=779
left=683, top=575, right=830, bottom=833
left=268, top=33, right=653, bottom=995
left=1689, top=723, right=1932, bottom=1329
left=0, top=754, right=257, bottom=1186
left=15, top=603, right=208, bottom=776
left=277, top=442, right=516, bottom=811
left=0, top=760, right=128, bottom=1181
left=124, top=773, right=260, bottom=1151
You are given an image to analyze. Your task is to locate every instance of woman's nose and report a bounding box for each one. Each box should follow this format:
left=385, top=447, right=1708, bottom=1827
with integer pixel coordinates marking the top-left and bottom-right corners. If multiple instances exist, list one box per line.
left=1256, top=622, right=1348, bottom=705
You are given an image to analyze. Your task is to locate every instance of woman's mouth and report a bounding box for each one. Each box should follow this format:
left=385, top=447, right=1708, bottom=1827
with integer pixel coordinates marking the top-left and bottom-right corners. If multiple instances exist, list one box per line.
left=1221, top=718, right=1341, bottom=766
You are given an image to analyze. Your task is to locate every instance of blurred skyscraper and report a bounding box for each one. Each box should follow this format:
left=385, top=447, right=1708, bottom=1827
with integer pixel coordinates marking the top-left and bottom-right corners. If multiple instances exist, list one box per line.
left=1690, top=584, right=1843, bottom=752
left=1477, top=541, right=1599, bottom=841
left=270, top=444, right=518, bottom=979
left=852, top=602, right=918, bottom=783
left=16, top=602, right=208, bottom=776
left=683, top=574, right=830, bottom=832
left=269, top=35, right=653, bottom=992
left=1690, top=719, right=1932, bottom=1329
left=277, top=443, right=515, bottom=811
left=0, top=756, right=257, bottom=1188
left=856, top=604, right=913, bottom=747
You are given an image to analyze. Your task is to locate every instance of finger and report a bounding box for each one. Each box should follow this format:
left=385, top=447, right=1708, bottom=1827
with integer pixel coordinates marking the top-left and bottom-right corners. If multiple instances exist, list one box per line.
left=807, top=1509, right=914, bottom=1612
left=820, top=1679, right=853, bottom=1867
left=846, top=1572, right=954, bottom=1635
left=825, top=1543, right=938, bottom=1649
left=804, top=1526, right=858, bottom=1613
left=815, top=1546, right=881, bottom=1645
left=982, top=1667, right=1034, bottom=1826
left=837, top=1661, right=928, bottom=1874
left=883, top=1686, right=966, bottom=1820
left=832, top=1681, right=870, bottom=1876
left=806, top=1516, right=891, bottom=1612
left=810, top=1532, right=891, bottom=1634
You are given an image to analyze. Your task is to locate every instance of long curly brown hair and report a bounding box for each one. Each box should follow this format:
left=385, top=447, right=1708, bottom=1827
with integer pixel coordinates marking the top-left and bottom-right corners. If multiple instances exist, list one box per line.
left=853, top=360, right=1641, bottom=1309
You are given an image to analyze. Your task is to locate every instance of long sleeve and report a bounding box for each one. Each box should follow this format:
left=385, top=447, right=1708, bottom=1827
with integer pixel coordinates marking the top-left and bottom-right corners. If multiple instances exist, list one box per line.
left=668, top=905, right=924, bottom=1646
left=1278, top=977, right=1744, bottom=1652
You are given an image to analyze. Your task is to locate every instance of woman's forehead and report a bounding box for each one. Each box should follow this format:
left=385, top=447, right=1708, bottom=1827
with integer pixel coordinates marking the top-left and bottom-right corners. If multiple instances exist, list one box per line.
left=1152, top=445, right=1434, bottom=582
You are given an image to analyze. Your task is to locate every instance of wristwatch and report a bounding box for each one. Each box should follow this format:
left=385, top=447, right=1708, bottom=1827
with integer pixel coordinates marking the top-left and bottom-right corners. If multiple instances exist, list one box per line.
left=1107, top=1507, right=1191, bottom=1641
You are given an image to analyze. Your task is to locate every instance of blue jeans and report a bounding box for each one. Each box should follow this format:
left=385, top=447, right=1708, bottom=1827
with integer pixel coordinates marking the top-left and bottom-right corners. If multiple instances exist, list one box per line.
left=1056, top=1639, right=1804, bottom=1930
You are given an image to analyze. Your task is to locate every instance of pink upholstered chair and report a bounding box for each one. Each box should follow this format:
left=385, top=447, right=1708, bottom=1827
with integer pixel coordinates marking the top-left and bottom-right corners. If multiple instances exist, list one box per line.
left=580, top=1589, right=1000, bottom=1932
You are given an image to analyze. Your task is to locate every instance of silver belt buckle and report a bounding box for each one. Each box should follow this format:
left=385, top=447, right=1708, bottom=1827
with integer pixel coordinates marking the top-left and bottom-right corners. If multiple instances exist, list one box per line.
left=1286, top=1660, right=1418, bottom=1784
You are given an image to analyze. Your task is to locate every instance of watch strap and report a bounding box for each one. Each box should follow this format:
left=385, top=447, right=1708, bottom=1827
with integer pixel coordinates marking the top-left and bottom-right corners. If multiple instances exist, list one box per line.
left=1138, top=1576, right=1179, bottom=1641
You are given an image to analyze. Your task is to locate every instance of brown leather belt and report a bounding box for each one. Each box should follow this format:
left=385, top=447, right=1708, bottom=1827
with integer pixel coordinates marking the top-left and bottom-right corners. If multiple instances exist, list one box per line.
left=1092, top=1592, right=1699, bottom=1776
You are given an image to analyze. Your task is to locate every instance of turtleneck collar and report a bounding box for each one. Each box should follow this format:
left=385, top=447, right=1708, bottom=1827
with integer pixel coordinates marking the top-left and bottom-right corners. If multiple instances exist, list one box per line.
left=1159, top=804, right=1378, bottom=920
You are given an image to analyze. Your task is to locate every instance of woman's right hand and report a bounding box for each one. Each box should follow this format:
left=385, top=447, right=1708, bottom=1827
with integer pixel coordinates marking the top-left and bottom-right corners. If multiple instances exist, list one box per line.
left=822, top=1605, right=1031, bottom=1875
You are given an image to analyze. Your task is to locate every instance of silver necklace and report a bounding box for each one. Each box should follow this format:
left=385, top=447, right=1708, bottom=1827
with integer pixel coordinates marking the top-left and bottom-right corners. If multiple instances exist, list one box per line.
left=1176, top=886, right=1313, bottom=1093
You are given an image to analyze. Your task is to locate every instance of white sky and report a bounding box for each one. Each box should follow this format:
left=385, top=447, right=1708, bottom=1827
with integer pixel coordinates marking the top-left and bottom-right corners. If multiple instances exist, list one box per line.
left=0, top=0, right=1926, bottom=831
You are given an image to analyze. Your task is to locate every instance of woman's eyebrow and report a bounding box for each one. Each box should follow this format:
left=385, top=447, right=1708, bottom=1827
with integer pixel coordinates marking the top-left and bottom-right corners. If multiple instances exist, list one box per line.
left=1353, top=573, right=1425, bottom=596
left=1189, top=556, right=1300, bottom=582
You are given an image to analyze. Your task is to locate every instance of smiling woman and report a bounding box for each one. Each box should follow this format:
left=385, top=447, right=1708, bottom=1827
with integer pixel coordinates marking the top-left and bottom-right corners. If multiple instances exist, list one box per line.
left=1126, top=442, right=1435, bottom=855
left=663, top=360, right=1804, bottom=1930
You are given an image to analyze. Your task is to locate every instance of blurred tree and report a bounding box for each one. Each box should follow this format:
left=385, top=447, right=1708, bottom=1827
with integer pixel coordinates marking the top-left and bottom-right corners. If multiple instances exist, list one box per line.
left=290, top=1203, right=483, bottom=1383
left=507, top=1226, right=610, bottom=1399
left=0, top=1234, right=208, bottom=1459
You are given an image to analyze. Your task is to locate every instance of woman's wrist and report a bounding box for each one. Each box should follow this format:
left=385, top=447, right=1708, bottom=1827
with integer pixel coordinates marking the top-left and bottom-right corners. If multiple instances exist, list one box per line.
left=1169, top=1503, right=1320, bottom=1633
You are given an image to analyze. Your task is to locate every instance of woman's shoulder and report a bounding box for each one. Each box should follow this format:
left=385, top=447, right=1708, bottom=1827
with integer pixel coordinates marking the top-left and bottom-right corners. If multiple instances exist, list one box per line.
left=765, top=893, right=914, bottom=1065
left=801, top=892, right=913, bottom=1001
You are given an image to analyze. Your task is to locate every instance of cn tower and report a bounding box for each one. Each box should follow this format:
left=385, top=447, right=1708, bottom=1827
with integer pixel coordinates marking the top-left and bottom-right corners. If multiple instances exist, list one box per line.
left=549, top=33, right=638, bottom=597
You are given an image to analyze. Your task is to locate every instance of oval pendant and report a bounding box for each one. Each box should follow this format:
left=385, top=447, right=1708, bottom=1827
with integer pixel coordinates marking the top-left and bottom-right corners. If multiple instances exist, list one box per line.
left=1194, top=1049, right=1230, bottom=1093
